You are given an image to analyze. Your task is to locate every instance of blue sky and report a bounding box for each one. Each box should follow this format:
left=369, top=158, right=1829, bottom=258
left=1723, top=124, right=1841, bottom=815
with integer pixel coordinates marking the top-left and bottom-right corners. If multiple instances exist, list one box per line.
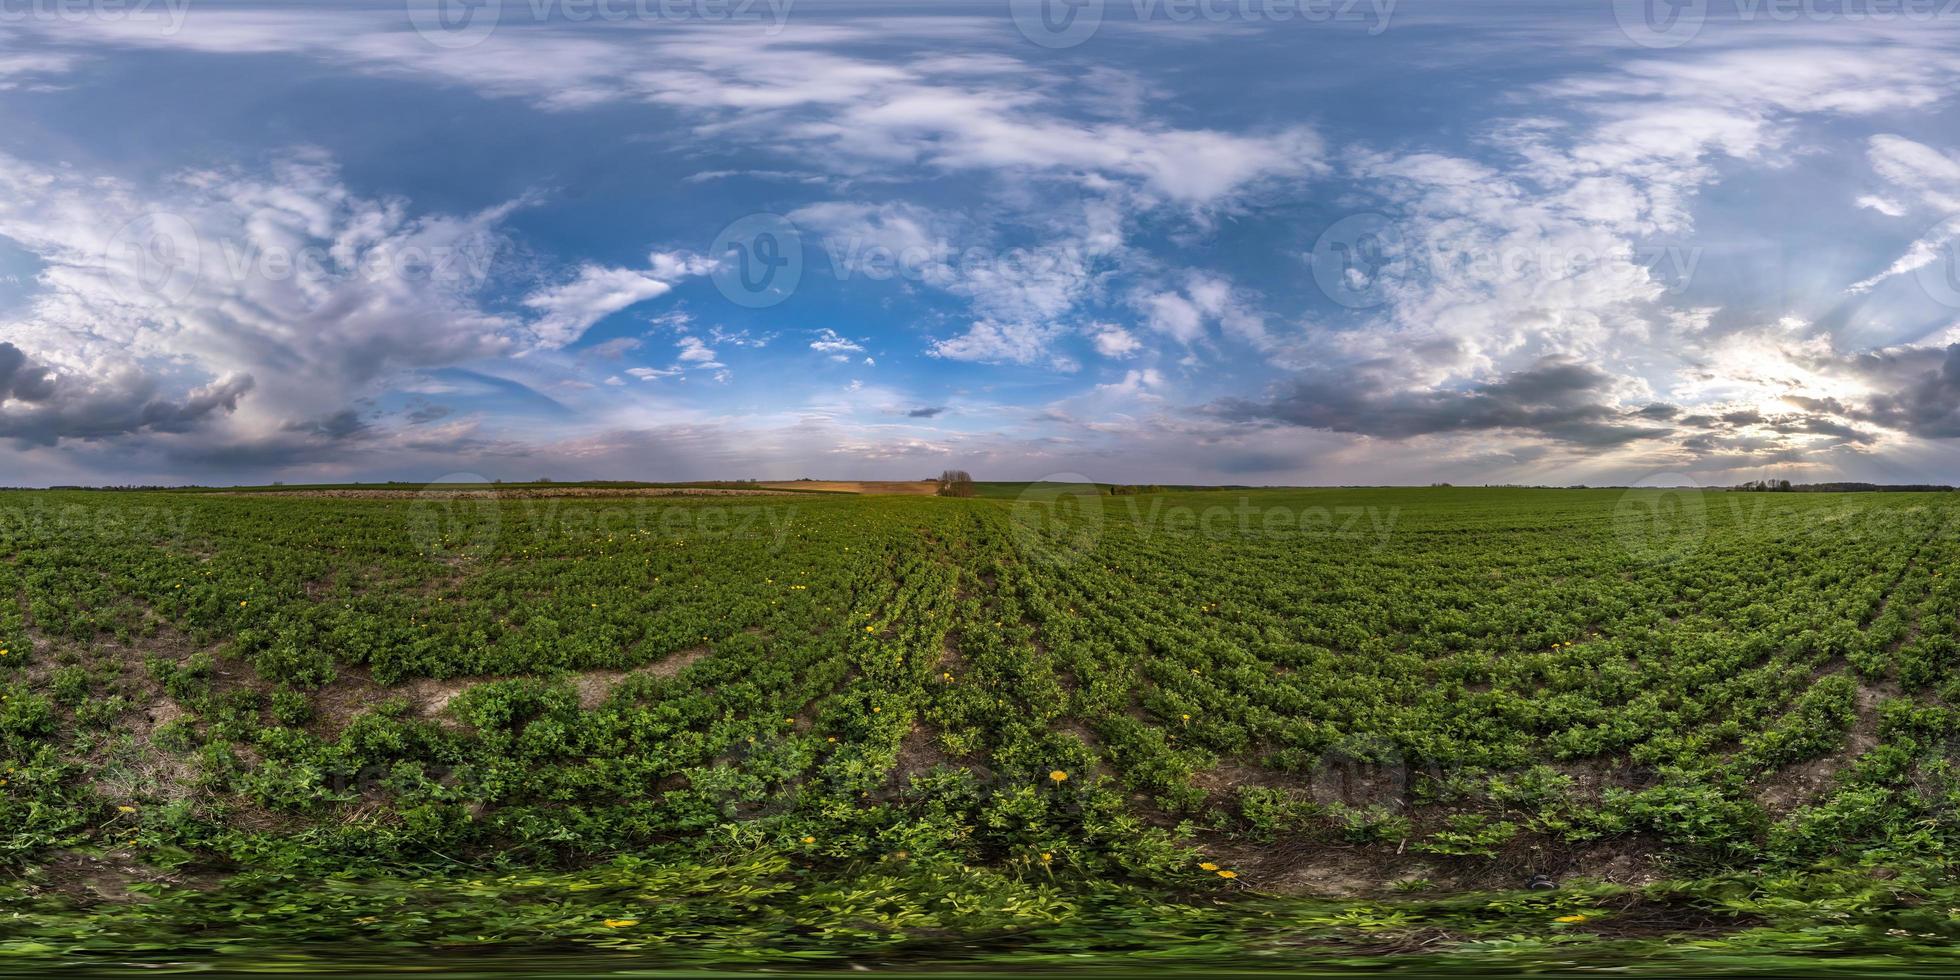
left=5, top=0, right=1960, bottom=485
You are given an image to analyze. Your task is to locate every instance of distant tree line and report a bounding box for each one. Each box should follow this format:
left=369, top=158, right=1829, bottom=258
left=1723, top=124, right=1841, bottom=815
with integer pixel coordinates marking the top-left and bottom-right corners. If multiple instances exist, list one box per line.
left=936, top=470, right=976, bottom=497
left=1731, top=481, right=1954, bottom=493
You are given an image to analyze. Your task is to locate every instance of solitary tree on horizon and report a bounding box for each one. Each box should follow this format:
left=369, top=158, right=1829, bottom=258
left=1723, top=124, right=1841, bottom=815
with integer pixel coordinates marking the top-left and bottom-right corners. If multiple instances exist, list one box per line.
left=937, top=470, right=975, bottom=497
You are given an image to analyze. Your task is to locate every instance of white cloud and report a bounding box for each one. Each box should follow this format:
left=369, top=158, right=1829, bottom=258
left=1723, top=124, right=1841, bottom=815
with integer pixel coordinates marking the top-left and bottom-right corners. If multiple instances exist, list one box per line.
left=809, top=328, right=866, bottom=354
left=0, top=150, right=521, bottom=447
left=38, top=14, right=1325, bottom=206
left=1867, top=135, right=1960, bottom=212
left=676, top=335, right=722, bottom=366
left=927, top=320, right=1071, bottom=368
left=1138, top=291, right=1203, bottom=344
left=1847, top=135, right=1960, bottom=294
left=523, top=266, right=672, bottom=348
left=1857, top=195, right=1906, bottom=217
left=648, top=250, right=716, bottom=280
left=1088, top=323, right=1142, bottom=358
left=1134, top=273, right=1266, bottom=349
left=1847, top=224, right=1960, bottom=295
left=0, top=50, right=75, bottom=90
left=1097, top=367, right=1165, bottom=398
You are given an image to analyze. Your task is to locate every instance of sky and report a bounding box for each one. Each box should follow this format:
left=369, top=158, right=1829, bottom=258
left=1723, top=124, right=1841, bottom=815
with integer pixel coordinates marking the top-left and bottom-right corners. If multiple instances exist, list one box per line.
left=5, top=0, right=1960, bottom=487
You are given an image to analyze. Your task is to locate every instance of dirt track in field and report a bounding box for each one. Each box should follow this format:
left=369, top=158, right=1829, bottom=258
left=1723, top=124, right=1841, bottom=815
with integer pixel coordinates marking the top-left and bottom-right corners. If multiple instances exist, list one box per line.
left=756, top=481, right=941, bottom=495
left=217, top=487, right=795, bottom=499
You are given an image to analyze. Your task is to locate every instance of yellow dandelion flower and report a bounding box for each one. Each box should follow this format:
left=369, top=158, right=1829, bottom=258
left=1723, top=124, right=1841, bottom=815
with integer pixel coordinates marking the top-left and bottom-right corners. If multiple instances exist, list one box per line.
left=1199, top=862, right=1219, bottom=871
left=801, top=835, right=816, bottom=844
left=1555, top=914, right=1588, bottom=923
left=603, top=918, right=639, bottom=928
left=1217, top=870, right=1237, bottom=879
left=1049, top=770, right=1068, bottom=782
left=117, top=805, right=137, bottom=813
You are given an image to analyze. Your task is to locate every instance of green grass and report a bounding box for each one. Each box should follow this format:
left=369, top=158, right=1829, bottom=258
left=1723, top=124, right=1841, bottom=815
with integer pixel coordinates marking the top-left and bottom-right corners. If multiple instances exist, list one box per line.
left=1, top=487, right=1957, bottom=971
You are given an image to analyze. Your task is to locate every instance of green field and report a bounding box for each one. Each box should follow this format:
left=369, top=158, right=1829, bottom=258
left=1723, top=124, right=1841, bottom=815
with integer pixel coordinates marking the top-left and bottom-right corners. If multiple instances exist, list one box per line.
left=3, top=486, right=1958, bottom=974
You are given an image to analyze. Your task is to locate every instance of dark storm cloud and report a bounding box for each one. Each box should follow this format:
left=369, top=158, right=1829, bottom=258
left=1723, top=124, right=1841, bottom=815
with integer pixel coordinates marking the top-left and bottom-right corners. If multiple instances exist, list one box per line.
left=166, top=417, right=520, bottom=473
left=404, top=401, right=454, bottom=425
left=0, top=343, right=58, bottom=403
left=0, top=344, right=254, bottom=446
left=1837, top=343, right=1960, bottom=438
left=906, top=406, right=947, bottom=418
left=285, top=409, right=370, bottom=440
left=1211, top=357, right=1673, bottom=448
left=1769, top=415, right=1876, bottom=445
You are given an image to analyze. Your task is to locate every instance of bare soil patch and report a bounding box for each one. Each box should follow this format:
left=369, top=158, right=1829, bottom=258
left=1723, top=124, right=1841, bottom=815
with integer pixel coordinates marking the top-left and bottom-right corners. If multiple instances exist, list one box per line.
left=217, top=487, right=793, bottom=500
left=26, top=849, right=225, bottom=904
left=1756, top=674, right=1901, bottom=814
left=572, top=645, right=711, bottom=708
left=756, top=481, right=941, bottom=495
left=311, top=665, right=480, bottom=735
